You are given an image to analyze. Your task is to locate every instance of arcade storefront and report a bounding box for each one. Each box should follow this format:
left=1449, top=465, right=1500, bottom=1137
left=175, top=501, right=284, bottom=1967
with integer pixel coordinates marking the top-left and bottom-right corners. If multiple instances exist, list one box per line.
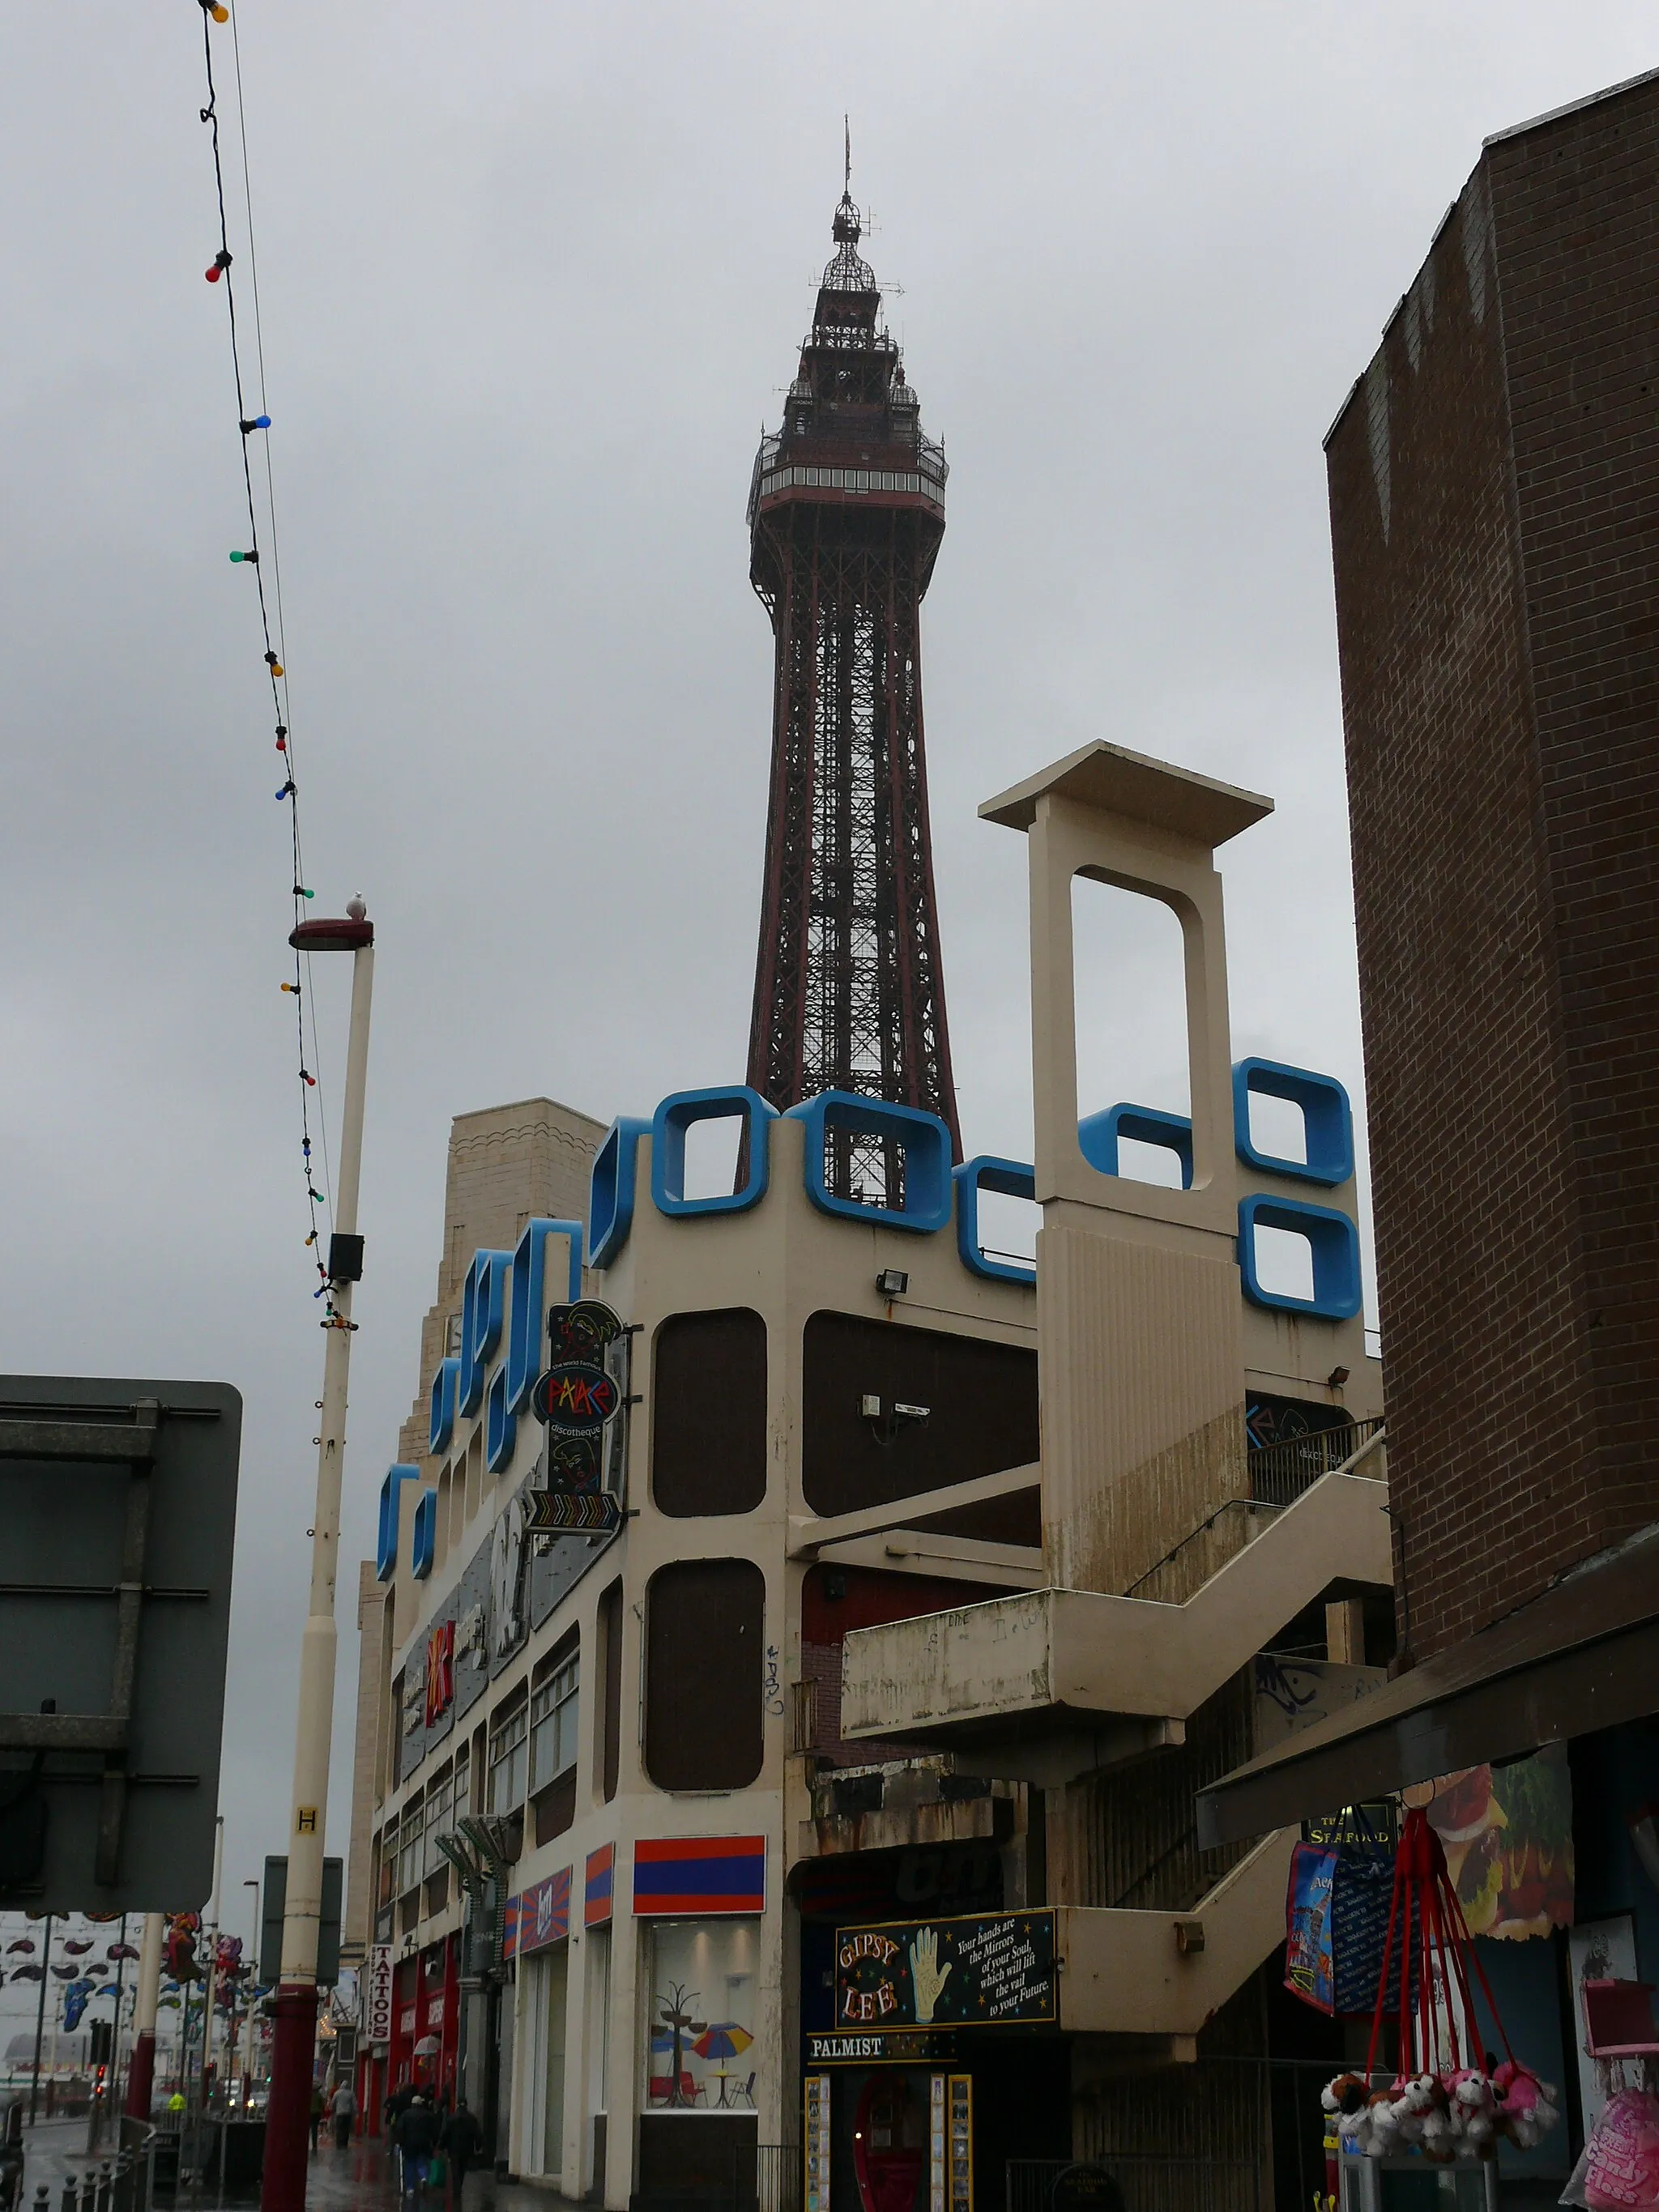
left=800, top=1870, right=1068, bottom=2212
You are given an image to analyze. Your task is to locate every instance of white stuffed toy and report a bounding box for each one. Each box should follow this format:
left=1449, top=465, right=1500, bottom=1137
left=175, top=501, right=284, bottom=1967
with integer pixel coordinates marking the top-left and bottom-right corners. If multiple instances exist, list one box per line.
left=1447, top=2068, right=1496, bottom=2156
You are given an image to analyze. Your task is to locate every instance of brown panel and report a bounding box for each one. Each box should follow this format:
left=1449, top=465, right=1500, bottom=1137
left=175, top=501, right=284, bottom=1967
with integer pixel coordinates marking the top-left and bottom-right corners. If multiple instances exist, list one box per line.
left=644, top=1560, right=765, bottom=1792
left=652, top=1309, right=768, bottom=1518
left=532, top=1771, right=577, bottom=1848
left=597, top=1579, right=623, bottom=1805
left=801, top=1311, right=1038, bottom=1517
left=638, top=2114, right=757, bottom=2198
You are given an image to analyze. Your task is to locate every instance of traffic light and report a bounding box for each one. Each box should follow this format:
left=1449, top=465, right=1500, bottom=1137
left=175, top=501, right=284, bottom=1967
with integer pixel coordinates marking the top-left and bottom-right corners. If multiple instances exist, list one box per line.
left=88, top=2018, right=113, bottom=2069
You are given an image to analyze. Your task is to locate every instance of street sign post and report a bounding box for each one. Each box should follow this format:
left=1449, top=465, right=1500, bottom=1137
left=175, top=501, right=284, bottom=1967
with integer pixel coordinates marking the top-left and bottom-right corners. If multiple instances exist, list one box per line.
left=0, top=1376, right=241, bottom=1913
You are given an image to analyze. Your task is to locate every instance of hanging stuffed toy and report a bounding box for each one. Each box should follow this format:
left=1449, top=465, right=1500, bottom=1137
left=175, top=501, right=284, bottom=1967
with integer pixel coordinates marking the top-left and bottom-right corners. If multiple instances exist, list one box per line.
left=1325, top=1804, right=1561, bottom=2173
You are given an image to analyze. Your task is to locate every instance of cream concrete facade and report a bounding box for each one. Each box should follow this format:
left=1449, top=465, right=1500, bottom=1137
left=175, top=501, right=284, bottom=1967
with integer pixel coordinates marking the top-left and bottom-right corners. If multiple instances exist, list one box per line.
left=343, top=742, right=1389, bottom=2194
left=840, top=742, right=1389, bottom=2044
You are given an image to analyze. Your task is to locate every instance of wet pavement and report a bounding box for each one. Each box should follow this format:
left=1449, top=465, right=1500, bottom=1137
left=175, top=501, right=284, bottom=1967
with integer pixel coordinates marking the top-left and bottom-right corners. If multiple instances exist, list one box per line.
left=302, top=2136, right=555, bottom=2212
left=14, top=2119, right=561, bottom=2212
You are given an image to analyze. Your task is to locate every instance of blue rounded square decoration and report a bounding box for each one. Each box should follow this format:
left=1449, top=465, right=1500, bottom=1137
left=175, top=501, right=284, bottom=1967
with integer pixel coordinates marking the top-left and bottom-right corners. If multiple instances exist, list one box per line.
left=485, top=1363, right=516, bottom=1473
left=507, top=1217, right=584, bottom=1413
left=1233, top=1059, right=1354, bottom=1187
left=587, top=1117, right=650, bottom=1269
left=784, top=1092, right=953, bottom=1234
left=953, top=1157, right=1037, bottom=1285
left=650, top=1086, right=778, bottom=1217
left=1077, top=1103, right=1195, bottom=1188
left=377, top=1464, right=420, bottom=1582
left=411, top=1486, right=438, bottom=1580
left=429, top=1357, right=460, bottom=1455
left=458, top=1248, right=511, bottom=1417
left=1238, top=1194, right=1363, bottom=1320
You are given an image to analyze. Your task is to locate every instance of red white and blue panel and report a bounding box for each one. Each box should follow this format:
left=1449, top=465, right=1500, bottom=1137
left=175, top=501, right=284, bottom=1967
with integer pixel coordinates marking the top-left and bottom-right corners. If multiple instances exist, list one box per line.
left=517, top=1866, right=571, bottom=1956
left=633, top=1835, right=766, bottom=1916
left=585, top=1843, right=615, bottom=1928
left=501, top=1894, right=522, bottom=1961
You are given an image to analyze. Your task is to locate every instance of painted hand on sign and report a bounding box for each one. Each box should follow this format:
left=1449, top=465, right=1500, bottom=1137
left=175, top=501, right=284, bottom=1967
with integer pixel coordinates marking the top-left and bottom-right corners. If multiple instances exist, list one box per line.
left=908, top=1928, right=951, bottom=2024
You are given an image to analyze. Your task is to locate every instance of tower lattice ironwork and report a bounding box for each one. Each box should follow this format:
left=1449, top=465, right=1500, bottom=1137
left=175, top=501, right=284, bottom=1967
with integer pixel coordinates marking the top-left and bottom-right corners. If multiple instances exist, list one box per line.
left=745, top=176, right=960, bottom=1196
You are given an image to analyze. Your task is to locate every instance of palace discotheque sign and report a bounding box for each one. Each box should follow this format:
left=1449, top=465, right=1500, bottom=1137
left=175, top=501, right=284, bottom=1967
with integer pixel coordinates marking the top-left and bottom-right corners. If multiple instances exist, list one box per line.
left=833, top=1909, right=1056, bottom=2028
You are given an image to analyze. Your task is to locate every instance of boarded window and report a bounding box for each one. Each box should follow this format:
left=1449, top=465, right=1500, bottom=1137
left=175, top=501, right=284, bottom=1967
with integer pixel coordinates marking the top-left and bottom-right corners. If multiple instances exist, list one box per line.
left=597, top=1579, right=623, bottom=1803
left=652, top=1309, right=768, bottom=1517
left=644, top=1560, right=765, bottom=1792
left=801, top=1312, right=1040, bottom=1519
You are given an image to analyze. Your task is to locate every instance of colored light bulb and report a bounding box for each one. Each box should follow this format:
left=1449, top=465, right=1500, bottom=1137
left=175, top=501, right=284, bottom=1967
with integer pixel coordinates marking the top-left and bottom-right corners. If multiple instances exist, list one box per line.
left=279, top=982, right=299, bottom=995
left=264, top=651, right=284, bottom=676
left=300, top=1069, right=316, bottom=1088
left=239, top=416, right=271, bottom=434
left=205, top=251, right=231, bottom=283
left=275, top=735, right=288, bottom=752
left=305, top=1232, right=318, bottom=1247
left=203, top=2, right=229, bottom=21
left=275, top=779, right=295, bottom=800
left=293, top=884, right=313, bottom=898
left=230, top=549, right=258, bottom=565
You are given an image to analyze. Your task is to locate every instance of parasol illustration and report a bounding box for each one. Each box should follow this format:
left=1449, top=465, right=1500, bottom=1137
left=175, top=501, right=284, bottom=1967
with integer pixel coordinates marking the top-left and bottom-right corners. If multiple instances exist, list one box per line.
left=692, top=2023, right=753, bottom=2062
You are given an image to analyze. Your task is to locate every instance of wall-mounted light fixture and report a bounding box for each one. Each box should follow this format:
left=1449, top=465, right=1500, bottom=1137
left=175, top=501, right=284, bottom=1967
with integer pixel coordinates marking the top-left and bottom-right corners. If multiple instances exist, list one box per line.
left=875, top=1268, right=910, bottom=1298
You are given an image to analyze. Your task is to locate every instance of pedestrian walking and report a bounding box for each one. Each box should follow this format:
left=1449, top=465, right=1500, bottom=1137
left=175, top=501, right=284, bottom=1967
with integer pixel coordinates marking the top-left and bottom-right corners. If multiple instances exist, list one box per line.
left=394, top=2091, right=441, bottom=2212
left=440, top=2099, right=484, bottom=2200
left=309, top=2085, right=325, bottom=2153
left=384, top=2080, right=415, bottom=2150
left=331, top=2078, right=356, bottom=2149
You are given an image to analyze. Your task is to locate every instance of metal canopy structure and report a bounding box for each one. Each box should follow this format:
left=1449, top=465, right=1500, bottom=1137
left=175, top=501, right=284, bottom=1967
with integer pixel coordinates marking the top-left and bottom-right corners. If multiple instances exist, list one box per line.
left=745, top=181, right=960, bottom=1199
left=0, top=1375, right=241, bottom=1912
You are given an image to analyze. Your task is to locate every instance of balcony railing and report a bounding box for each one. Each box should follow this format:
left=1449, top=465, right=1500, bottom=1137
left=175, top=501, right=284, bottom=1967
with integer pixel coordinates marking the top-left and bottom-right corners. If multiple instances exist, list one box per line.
left=1248, top=1416, right=1384, bottom=1508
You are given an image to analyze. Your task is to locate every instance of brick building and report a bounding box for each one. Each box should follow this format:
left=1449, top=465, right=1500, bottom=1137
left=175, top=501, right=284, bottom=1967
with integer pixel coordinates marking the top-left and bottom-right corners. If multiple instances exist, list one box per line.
left=1325, top=67, right=1659, bottom=1665
left=1202, top=72, right=1659, bottom=2192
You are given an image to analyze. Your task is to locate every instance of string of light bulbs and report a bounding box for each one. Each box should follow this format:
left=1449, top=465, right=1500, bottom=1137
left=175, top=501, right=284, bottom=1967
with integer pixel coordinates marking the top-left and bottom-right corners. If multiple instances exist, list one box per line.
left=192, top=0, right=347, bottom=1323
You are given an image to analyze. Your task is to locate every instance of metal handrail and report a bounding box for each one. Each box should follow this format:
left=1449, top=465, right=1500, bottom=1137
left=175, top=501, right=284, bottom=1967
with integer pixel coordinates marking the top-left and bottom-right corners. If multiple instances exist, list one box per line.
left=1124, top=1421, right=1386, bottom=1600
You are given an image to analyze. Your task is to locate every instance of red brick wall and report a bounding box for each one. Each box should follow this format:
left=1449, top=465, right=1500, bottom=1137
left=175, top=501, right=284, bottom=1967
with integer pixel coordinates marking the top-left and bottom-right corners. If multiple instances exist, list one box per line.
left=1327, top=75, right=1659, bottom=1661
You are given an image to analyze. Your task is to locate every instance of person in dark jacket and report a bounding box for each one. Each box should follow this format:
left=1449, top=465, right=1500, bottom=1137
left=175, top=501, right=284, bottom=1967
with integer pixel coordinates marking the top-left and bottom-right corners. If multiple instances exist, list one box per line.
left=393, top=2094, right=441, bottom=2208
left=440, top=2100, right=485, bottom=2197
left=383, top=2082, right=416, bottom=2150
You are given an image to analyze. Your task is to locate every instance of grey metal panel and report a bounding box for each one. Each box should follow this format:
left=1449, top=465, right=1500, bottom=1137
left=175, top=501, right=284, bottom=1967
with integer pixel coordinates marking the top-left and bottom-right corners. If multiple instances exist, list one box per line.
left=0, top=1375, right=241, bottom=1913
left=424, top=1592, right=457, bottom=1750
left=395, top=1659, right=426, bottom=1785
left=453, top=1540, right=493, bottom=1721
left=488, top=1481, right=531, bottom=1677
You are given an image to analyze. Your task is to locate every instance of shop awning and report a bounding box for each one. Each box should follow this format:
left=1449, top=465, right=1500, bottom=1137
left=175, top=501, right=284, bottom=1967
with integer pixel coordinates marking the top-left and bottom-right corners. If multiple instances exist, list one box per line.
left=1196, top=1522, right=1659, bottom=1848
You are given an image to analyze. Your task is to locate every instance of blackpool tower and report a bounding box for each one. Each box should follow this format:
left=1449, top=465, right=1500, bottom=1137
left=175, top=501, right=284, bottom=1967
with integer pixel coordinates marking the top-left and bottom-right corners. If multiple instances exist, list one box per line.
left=744, top=166, right=960, bottom=1194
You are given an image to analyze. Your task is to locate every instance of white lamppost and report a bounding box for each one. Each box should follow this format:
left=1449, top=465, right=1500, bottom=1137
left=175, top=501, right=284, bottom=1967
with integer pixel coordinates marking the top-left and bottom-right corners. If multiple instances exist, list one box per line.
left=261, top=900, right=374, bottom=2212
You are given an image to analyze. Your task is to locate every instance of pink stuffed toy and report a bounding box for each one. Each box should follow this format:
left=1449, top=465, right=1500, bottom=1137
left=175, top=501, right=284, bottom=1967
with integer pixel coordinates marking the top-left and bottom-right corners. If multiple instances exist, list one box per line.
left=1493, top=2061, right=1560, bottom=2151
left=1447, top=2068, right=1497, bottom=2157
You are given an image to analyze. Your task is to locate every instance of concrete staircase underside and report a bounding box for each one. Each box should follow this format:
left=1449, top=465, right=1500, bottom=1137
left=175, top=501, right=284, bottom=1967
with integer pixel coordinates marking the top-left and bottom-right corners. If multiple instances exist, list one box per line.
left=840, top=1466, right=1392, bottom=1785
left=1056, top=1827, right=1295, bottom=2039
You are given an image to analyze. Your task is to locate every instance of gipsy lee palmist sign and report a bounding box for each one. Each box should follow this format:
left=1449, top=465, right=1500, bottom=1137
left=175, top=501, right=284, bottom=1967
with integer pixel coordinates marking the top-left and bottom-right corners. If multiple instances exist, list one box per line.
left=834, top=1909, right=1056, bottom=2028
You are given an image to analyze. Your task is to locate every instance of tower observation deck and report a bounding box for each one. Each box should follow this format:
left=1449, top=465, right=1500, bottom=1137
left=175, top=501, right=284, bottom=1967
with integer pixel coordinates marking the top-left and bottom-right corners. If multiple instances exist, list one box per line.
left=745, top=180, right=960, bottom=1194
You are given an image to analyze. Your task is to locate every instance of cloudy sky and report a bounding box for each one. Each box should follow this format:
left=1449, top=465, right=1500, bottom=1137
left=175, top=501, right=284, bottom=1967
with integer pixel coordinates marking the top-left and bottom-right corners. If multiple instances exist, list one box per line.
left=2, top=2, right=1653, bottom=1958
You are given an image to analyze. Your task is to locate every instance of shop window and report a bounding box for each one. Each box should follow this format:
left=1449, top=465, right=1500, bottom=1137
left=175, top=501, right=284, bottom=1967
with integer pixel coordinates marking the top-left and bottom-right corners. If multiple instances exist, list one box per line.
left=652, top=1311, right=768, bottom=1517
left=397, top=1801, right=423, bottom=1899
left=642, top=1919, right=761, bottom=2117
left=452, top=1742, right=471, bottom=1830
left=422, top=1767, right=453, bottom=1877
left=488, top=1690, right=529, bottom=1813
left=597, top=1579, right=623, bottom=1803
left=801, top=1312, right=1039, bottom=1518
left=644, top=1560, right=764, bottom=1792
left=530, top=1639, right=580, bottom=1796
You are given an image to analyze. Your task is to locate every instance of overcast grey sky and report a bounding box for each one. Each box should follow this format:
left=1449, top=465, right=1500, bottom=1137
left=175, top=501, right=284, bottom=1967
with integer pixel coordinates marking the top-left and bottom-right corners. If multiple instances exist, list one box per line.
left=2, top=2, right=1653, bottom=1954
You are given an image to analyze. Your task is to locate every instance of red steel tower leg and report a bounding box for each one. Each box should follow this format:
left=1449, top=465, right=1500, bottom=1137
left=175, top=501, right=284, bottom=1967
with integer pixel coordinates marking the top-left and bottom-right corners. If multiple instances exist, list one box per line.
left=746, top=182, right=959, bottom=1199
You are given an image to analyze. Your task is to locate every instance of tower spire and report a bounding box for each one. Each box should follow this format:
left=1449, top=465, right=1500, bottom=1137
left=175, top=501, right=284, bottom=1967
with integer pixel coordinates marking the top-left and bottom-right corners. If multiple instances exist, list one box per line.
left=744, top=174, right=959, bottom=1196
